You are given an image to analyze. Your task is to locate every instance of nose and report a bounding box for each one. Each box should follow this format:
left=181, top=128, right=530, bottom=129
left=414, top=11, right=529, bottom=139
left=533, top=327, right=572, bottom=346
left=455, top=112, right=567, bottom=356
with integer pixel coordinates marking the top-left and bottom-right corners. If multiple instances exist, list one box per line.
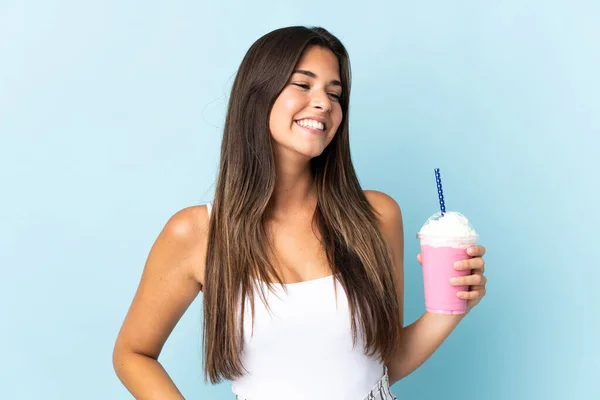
left=310, top=89, right=332, bottom=112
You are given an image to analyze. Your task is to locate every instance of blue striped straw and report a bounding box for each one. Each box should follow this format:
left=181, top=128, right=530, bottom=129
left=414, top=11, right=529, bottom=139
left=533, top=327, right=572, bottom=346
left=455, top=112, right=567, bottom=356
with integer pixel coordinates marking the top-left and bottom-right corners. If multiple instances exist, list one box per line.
left=434, top=168, right=446, bottom=216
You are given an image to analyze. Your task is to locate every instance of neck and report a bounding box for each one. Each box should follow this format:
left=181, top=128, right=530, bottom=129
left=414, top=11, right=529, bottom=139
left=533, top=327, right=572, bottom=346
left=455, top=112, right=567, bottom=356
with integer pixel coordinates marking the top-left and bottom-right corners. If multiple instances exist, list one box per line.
left=269, top=151, right=317, bottom=219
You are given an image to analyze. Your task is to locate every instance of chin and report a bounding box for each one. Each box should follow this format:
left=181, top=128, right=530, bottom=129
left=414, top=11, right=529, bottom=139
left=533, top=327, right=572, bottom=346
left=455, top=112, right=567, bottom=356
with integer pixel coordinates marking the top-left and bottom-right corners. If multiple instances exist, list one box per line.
left=273, top=136, right=331, bottom=159
left=295, top=139, right=332, bottom=158
left=298, top=145, right=328, bottom=159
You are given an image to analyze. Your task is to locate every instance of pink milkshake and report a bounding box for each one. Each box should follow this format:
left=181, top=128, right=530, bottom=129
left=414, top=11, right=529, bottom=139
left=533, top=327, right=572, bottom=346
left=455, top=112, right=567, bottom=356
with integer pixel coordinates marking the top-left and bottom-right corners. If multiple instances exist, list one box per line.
left=417, top=211, right=478, bottom=315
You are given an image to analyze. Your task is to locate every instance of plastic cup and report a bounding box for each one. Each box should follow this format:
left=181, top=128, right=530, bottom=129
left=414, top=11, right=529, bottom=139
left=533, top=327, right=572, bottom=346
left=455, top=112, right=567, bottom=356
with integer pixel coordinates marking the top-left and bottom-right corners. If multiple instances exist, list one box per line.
left=417, top=212, right=478, bottom=315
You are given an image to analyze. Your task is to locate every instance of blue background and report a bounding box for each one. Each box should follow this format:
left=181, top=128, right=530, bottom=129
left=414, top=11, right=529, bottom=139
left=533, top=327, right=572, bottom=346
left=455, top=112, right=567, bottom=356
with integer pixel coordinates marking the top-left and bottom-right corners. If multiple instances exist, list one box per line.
left=1, top=0, right=598, bottom=399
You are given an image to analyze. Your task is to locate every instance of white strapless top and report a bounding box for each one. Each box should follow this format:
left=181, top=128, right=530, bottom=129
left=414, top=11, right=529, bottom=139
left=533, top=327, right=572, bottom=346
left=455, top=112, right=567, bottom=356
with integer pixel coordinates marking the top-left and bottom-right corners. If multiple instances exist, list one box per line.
left=205, top=202, right=384, bottom=400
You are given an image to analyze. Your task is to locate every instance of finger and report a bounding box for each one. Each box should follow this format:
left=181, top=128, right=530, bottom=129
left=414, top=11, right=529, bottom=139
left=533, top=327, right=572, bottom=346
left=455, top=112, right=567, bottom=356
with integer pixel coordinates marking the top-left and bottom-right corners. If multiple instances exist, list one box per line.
left=467, top=245, right=486, bottom=257
left=454, top=257, right=485, bottom=271
left=450, top=274, right=487, bottom=287
left=457, top=288, right=486, bottom=299
left=417, top=253, right=422, bottom=265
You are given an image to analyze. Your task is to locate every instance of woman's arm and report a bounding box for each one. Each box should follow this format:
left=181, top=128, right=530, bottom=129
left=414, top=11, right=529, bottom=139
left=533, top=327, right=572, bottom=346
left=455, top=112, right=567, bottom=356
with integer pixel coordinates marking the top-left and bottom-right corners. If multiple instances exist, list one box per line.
left=365, top=190, right=466, bottom=385
left=388, top=311, right=465, bottom=383
left=112, top=205, right=210, bottom=399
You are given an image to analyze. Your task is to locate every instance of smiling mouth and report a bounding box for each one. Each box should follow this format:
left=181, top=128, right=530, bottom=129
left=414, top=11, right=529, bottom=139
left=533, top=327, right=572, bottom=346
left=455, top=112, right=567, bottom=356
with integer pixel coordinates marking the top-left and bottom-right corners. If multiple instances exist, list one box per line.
left=294, top=119, right=327, bottom=132
left=294, top=121, right=327, bottom=135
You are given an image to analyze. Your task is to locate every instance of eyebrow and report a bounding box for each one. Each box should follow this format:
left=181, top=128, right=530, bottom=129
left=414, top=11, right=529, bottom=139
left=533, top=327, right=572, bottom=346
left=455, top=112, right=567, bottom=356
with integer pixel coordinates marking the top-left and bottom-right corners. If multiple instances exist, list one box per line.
left=293, top=69, right=342, bottom=88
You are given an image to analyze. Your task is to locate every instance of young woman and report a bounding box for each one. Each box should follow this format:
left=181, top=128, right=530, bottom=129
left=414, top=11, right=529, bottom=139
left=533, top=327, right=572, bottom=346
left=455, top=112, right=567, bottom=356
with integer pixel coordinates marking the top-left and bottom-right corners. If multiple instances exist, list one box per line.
left=112, top=26, right=488, bottom=400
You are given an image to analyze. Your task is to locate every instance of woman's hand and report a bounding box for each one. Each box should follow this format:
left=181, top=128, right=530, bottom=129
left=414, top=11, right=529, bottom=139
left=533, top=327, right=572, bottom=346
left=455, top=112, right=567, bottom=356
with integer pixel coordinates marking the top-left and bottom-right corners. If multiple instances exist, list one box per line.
left=417, top=245, right=487, bottom=313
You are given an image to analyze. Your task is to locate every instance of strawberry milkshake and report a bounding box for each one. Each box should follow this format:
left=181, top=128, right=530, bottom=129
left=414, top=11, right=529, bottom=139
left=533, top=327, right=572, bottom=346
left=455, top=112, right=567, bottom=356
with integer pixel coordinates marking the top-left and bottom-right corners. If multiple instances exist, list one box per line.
left=417, top=211, right=479, bottom=314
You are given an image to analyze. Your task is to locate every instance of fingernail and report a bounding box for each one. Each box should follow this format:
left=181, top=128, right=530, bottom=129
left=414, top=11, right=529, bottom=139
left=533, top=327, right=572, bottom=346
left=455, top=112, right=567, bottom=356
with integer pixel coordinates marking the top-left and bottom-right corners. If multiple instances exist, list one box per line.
left=457, top=291, right=465, bottom=298
left=468, top=247, right=476, bottom=255
left=450, top=278, right=458, bottom=285
left=454, top=261, right=462, bottom=269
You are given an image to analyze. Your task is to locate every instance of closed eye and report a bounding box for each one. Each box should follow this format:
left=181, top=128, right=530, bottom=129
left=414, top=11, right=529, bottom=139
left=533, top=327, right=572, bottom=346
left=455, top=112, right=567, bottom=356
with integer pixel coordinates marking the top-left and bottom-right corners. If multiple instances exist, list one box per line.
left=292, top=83, right=341, bottom=101
left=292, top=83, right=310, bottom=90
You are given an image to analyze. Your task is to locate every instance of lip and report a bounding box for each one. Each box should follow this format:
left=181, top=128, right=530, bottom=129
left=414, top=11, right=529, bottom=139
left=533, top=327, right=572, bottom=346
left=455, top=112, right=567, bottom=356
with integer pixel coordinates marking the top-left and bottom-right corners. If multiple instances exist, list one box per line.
left=294, top=120, right=326, bottom=135
left=295, top=116, right=328, bottom=129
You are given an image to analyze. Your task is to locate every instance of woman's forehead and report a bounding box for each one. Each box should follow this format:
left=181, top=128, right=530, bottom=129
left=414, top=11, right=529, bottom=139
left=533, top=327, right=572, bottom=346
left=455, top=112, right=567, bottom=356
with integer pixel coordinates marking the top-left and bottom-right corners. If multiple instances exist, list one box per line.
left=294, top=46, right=340, bottom=80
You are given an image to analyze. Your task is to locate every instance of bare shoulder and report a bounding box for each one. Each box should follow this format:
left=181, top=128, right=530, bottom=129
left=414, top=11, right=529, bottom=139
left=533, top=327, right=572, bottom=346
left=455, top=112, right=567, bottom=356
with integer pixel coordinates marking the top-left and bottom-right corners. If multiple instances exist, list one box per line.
left=161, top=204, right=211, bottom=286
left=363, top=189, right=404, bottom=277
left=112, top=204, right=211, bottom=365
left=363, top=189, right=403, bottom=228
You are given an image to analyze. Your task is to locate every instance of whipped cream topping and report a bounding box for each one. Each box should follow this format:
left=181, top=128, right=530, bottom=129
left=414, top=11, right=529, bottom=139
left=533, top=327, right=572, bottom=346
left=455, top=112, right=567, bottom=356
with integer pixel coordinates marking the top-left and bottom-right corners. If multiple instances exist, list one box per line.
left=417, top=211, right=478, bottom=248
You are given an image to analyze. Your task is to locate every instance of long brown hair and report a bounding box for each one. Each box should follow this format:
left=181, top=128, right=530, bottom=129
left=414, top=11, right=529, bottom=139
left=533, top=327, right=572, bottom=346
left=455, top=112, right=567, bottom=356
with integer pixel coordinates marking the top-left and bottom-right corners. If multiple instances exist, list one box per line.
left=203, top=26, right=401, bottom=383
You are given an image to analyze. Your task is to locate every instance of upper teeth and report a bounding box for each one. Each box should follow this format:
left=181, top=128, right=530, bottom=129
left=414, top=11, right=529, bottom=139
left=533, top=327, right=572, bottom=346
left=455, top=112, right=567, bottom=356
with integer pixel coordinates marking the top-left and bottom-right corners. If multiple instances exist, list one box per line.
left=296, top=119, right=325, bottom=131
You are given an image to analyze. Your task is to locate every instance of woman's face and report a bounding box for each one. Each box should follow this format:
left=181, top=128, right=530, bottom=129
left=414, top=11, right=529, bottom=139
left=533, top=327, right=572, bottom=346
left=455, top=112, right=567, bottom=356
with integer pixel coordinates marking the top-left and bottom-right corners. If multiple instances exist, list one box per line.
left=269, top=46, right=344, bottom=160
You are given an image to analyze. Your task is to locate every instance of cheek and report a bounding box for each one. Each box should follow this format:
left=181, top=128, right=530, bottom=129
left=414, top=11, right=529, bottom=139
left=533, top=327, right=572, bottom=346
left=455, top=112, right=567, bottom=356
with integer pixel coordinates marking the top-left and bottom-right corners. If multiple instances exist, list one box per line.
left=331, top=106, right=343, bottom=131
left=269, top=103, right=284, bottom=132
left=270, top=98, right=297, bottom=133
left=279, top=96, right=303, bottom=119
